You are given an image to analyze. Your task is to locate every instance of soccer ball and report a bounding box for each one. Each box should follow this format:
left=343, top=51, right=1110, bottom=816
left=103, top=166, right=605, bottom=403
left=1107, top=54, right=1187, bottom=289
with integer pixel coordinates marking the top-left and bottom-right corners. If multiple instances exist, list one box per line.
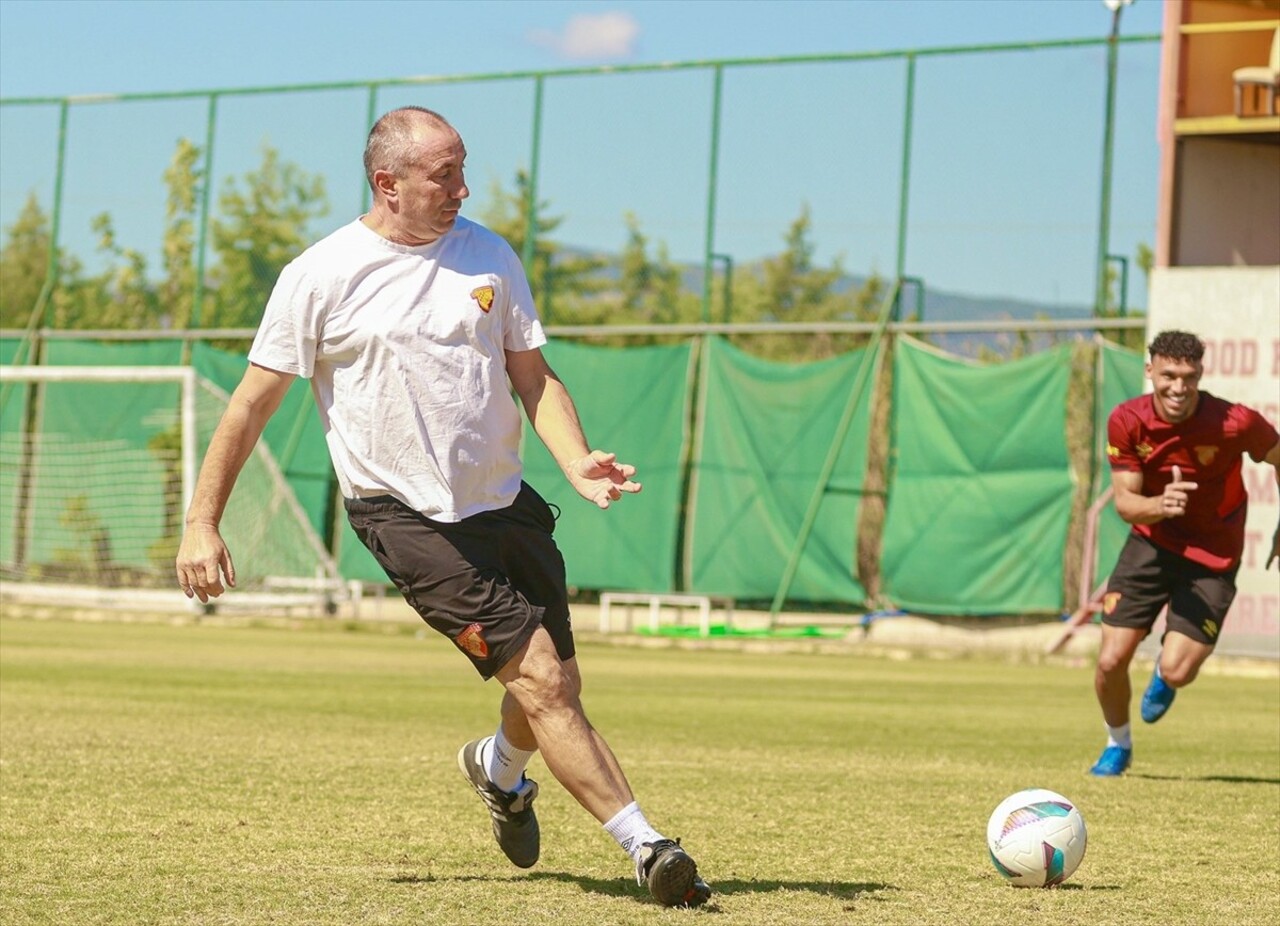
left=986, top=788, right=1087, bottom=888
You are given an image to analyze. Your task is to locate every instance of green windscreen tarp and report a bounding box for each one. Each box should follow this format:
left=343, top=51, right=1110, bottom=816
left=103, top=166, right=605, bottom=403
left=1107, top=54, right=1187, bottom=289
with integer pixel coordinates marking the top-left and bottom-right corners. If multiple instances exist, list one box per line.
left=1093, top=339, right=1145, bottom=581
left=520, top=340, right=694, bottom=593
left=1, top=338, right=25, bottom=365
left=685, top=336, right=874, bottom=603
left=43, top=339, right=183, bottom=367
left=881, top=338, right=1073, bottom=615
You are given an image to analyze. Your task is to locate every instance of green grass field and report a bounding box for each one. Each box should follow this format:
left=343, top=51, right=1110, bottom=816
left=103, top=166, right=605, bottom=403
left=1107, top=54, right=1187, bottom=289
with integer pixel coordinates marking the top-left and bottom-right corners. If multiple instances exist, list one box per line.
left=1, top=615, right=1277, bottom=926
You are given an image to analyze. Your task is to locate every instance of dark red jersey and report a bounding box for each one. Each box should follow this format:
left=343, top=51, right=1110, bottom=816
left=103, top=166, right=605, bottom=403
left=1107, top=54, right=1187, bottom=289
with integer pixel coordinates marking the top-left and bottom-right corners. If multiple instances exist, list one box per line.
left=1107, top=391, right=1279, bottom=571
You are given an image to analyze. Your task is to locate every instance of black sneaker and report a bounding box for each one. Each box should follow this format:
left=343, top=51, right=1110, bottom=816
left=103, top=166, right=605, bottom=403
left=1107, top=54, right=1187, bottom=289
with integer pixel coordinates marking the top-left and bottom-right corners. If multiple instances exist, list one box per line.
left=457, top=738, right=540, bottom=868
left=636, top=838, right=711, bottom=907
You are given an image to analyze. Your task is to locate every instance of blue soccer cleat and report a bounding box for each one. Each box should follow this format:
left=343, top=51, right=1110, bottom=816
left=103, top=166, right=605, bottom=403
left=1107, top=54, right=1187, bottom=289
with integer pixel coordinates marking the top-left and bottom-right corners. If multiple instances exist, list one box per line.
left=1141, top=665, right=1177, bottom=723
left=1089, top=745, right=1132, bottom=776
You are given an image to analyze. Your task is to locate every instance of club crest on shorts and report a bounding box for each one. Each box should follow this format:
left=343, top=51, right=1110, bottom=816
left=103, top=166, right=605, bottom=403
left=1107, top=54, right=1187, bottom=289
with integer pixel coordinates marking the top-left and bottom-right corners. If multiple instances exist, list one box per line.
left=456, top=622, right=489, bottom=658
left=470, top=285, right=495, bottom=313
left=1103, top=591, right=1122, bottom=615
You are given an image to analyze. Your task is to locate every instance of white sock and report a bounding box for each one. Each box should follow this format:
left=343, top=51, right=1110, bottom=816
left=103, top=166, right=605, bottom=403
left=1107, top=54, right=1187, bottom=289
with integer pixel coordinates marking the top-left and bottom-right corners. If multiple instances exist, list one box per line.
left=481, top=728, right=536, bottom=793
left=603, top=801, right=664, bottom=864
left=1106, top=722, right=1132, bottom=750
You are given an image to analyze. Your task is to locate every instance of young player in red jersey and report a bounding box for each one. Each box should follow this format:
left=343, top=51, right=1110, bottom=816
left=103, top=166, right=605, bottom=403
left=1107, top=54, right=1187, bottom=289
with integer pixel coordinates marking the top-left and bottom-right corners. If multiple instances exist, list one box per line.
left=1089, top=330, right=1280, bottom=776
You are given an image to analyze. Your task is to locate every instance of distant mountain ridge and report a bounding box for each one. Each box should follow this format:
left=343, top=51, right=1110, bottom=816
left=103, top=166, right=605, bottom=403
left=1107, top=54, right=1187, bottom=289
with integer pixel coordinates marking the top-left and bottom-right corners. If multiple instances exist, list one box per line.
left=558, top=245, right=1127, bottom=355
left=561, top=244, right=1105, bottom=323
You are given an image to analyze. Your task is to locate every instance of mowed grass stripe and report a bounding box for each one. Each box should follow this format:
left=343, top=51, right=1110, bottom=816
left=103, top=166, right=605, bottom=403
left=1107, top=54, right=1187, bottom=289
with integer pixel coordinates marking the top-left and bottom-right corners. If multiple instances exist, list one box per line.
left=1, top=617, right=1276, bottom=926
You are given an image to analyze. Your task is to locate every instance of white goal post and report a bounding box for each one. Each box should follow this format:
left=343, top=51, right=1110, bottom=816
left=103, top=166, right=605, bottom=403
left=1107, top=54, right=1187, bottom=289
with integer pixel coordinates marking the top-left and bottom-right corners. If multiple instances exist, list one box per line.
left=1, top=364, right=199, bottom=529
left=0, top=365, right=343, bottom=613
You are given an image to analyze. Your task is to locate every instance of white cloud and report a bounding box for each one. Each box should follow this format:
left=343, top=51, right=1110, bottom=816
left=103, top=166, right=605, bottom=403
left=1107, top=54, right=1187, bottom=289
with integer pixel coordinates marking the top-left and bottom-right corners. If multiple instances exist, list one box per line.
left=527, top=11, right=640, bottom=60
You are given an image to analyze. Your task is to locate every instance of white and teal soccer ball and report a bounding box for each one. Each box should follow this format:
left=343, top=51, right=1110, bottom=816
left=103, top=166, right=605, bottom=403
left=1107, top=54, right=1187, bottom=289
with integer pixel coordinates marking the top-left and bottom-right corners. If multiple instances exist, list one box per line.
left=986, top=788, right=1087, bottom=888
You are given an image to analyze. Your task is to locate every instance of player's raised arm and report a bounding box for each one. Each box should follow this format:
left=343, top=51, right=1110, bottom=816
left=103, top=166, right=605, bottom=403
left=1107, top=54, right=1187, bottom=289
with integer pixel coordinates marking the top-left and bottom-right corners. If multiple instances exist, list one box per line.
left=176, top=363, right=296, bottom=601
left=1111, top=465, right=1198, bottom=525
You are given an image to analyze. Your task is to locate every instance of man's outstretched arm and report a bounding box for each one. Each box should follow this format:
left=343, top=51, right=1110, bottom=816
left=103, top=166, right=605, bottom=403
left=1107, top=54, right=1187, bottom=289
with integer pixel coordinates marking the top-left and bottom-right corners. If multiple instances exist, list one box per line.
left=176, top=363, right=296, bottom=600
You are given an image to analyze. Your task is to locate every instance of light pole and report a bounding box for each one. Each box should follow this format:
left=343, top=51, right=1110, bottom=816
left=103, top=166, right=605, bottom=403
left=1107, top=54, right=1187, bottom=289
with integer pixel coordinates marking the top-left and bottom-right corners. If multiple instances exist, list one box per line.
left=1095, top=0, right=1134, bottom=316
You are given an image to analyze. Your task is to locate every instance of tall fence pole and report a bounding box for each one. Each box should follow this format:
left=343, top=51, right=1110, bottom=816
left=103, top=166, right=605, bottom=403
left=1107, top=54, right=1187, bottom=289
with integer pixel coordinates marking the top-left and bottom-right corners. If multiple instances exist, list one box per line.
left=523, top=76, right=545, bottom=277
left=14, top=100, right=69, bottom=366
left=895, top=53, right=917, bottom=295
left=1095, top=5, right=1125, bottom=315
left=190, top=93, right=219, bottom=330
left=701, top=65, right=724, bottom=325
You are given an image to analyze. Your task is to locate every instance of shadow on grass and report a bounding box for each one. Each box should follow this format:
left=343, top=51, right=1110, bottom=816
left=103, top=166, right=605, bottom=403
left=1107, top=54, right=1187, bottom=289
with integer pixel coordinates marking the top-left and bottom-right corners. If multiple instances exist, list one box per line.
left=531, top=872, right=895, bottom=904
left=389, top=871, right=896, bottom=904
left=1129, top=773, right=1280, bottom=785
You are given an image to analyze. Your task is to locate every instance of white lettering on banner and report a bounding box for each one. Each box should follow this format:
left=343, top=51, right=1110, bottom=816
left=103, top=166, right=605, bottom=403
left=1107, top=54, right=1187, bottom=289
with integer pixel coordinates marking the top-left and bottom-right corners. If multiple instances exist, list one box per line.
left=1149, top=266, right=1280, bottom=659
left=1203, top=338, right=1258, bottom=377
left=1226, top=595, right=1280, bottom=635
left=1243, top=468, right=1278, bottom=505
left=1242, top=531, right=1261, bottom=569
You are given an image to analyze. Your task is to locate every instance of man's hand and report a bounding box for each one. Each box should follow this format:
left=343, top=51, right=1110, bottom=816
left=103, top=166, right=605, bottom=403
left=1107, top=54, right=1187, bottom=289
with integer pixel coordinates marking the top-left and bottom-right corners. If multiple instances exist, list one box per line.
left=566, top=450, right=642, bottom=509
left=176, top=524, right=236, bottom=603
left=1159, top=464, right=1198, bottom=519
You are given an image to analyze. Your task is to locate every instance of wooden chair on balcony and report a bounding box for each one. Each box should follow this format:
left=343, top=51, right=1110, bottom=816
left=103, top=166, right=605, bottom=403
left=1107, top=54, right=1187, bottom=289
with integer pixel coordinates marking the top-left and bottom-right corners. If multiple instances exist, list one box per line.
left=1233, top=27, right=1280, bottom=117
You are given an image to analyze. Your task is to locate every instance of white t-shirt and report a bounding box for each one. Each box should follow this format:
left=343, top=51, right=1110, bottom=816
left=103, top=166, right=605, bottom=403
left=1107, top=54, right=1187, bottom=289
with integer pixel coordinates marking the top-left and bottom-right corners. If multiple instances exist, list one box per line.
left=248, top=216, right=546, bottom=521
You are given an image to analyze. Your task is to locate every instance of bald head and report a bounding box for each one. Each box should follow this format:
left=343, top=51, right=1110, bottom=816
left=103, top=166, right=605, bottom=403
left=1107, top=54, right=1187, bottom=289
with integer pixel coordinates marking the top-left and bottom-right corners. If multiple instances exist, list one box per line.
left=363, top=107, right=454, bottom=192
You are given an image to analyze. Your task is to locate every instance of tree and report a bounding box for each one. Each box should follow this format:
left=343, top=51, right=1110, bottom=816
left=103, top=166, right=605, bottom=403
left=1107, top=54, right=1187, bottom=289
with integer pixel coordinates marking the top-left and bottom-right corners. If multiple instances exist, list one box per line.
left=0, top=193, right=104, bottom=334
left=86, top=211, right=160, bottom=329
left=619, top=213, right=651, bottom=316
left=729, top=205, right=885, bottom=361
left=158, top=138, right=201, bottom=331
left=68, top=138, right=209, bottom=333
left=0, top=194, right=86, bottom=333
left=0, top=194, right=51, bottom=330
left=615, top=212, right=697, bottom=333
left=759, top=204, right=844, bottom=320
left=2, top=140, right=211, bottom=335
left=205, top=143, right=328, bottom=330
left=478, top=170, right=607, bottom=323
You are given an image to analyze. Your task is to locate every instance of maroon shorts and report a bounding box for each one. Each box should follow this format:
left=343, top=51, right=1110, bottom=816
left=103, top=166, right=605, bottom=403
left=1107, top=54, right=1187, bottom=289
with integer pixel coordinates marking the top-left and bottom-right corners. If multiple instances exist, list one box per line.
left=345, top=482, right=574, bottom=679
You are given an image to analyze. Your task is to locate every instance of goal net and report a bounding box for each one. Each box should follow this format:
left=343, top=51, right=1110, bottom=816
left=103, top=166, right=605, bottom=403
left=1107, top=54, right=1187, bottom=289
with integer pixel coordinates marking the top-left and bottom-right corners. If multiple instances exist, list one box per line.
left=0, top=365, right=342, bottom=612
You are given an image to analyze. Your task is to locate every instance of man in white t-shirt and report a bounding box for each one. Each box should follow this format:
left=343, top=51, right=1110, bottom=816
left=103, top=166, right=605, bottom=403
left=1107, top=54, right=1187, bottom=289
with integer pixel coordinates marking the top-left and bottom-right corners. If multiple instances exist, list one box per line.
left=175, top=106, right=710, bottom=908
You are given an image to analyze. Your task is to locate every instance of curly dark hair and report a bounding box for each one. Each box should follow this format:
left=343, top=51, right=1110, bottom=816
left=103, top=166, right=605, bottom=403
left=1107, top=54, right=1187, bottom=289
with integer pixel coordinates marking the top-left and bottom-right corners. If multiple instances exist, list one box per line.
left=1147, top=330, right=1204, bottom=363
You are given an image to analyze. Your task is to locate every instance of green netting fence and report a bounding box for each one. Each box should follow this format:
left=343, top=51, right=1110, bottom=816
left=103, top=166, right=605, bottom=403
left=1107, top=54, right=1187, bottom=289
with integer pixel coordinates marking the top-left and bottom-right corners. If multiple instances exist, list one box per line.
left=1, top=333, right=1146, bottom=616
left=1092, top=340, right=1145, bottom=582
left=685, top=337, right=876, bottom=602
left=879, top=337, right=1076, bottom=614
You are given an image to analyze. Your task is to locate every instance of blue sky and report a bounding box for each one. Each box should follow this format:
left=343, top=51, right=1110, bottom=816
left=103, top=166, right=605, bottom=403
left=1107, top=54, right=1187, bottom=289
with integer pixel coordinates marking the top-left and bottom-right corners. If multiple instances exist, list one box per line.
left=0, top=0, right=1167, bottom=309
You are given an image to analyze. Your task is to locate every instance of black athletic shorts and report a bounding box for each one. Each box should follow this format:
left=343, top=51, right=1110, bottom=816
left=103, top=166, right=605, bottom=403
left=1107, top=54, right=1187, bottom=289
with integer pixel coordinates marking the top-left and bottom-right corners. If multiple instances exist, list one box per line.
left=1101, top=533, right=1238, bottom=646
left=345, top=482, right=573, bottom=679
